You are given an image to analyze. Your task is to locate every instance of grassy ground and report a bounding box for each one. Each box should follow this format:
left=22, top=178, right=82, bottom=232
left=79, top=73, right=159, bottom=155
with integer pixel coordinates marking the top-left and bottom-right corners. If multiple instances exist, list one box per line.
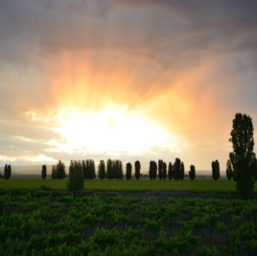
left=0, top=177, right=251, bottom=195
left=1, top=189, right=257, bottom=255
left=1, top=178, right=257, bottom=255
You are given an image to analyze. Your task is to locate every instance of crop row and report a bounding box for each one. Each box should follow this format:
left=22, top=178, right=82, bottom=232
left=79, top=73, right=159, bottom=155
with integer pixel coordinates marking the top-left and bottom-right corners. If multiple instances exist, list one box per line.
left=1, top=192, right=257, bottom=255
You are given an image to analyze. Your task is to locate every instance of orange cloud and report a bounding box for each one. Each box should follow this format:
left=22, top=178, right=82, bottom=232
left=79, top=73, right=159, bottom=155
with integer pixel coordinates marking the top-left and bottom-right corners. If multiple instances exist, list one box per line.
left=46, top=49, right=162, bottom=111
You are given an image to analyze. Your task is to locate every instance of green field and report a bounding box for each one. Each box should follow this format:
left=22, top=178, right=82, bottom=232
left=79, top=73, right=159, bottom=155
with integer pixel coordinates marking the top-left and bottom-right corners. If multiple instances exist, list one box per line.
left=0, top=177, right=251, bottom=195
left=1, top=178, right=257, bottom=255
left=1, top=188, right=257, bottom=255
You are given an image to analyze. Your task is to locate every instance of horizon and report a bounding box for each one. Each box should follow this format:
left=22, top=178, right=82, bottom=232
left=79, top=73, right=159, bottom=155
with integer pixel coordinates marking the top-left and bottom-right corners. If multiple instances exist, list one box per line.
left=1, top=1, right=257, bottom=171
left=0, top=163, right=225, bottom=177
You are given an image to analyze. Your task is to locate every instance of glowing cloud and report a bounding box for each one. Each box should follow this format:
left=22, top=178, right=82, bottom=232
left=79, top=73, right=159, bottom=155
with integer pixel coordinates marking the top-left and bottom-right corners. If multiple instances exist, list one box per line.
left=49, top=104, right=184, bottom=156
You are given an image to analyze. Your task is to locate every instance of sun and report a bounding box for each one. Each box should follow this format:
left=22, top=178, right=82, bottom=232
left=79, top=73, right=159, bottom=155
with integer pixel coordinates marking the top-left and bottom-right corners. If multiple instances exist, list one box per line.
left=50, top=103, right=181, bottom=156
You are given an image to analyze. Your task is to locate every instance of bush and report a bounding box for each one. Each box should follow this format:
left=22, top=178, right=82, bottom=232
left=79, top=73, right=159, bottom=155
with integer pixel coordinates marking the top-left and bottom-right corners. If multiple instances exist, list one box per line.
left=67, top=161, right=84, bottom=191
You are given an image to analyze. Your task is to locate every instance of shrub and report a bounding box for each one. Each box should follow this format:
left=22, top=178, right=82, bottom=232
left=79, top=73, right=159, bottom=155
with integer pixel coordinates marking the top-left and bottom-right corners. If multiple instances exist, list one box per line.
left=67, top=161, right=84, bottom=191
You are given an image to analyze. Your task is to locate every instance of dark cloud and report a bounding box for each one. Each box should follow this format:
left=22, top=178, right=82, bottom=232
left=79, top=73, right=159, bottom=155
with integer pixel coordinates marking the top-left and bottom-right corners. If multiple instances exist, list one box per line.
left=1, top=0, right=257, bottom=71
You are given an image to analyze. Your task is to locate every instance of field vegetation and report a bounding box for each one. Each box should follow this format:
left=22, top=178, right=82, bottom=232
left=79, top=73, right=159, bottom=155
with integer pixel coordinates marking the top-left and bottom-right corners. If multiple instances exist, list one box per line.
left=1, top=182, right=257, bottom=255
left=1, top=178, right=257, bottom=255
left=0, top=177, right=254, bottom=195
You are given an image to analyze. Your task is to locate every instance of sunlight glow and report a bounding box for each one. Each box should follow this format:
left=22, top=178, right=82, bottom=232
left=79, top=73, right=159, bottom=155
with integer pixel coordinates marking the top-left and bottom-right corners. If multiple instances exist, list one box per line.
left=50, top=104, right=182, bottom=155
left=43, top=50, right=188, bottom=159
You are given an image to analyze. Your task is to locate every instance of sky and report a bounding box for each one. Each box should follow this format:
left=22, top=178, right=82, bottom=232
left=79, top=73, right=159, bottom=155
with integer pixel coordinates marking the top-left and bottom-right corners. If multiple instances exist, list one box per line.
left=1, top=0, right=257, bottom=174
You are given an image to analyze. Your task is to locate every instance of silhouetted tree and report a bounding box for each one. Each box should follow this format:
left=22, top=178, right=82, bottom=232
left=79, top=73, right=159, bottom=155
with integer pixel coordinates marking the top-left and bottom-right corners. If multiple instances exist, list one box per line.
left=126, top=162, right=132, bottom=180
left=180, top=162, right=185, bottom=180
left=226, top=159, right=233, bottom=181
left=41, top=165, right=47, bottom=179
left=168, top=162, right=173, bottom=180
left=135, top=160, right=141, bottom=180
left=174, top=158, right=182, bottom=180
left=229, top=113, right=256, bottom=198
left=98, top=160, right=106, bottom=180
left=83, top=159, right=96, bottom=179
left=4, top=164, right=8, bottom=179
left=212, top=160, right=220, bottom=181
left=51, top=160, right=66, bottom=179
left=51, top=165, right=57, bottom=179
left=189, top=165, right=196, bottom=180
left=250, top=158, right=257, bottom=180
left=158, top=159, right=163, bottom=180
left=114, top=160, right=123, bottom=179
left=107, top=159, right=114, bottom=179
left=149, top=161, right=157, bottom=180
left=68, top=160, right=84, bottom=191
left=162, top=162, right=167, bottom=180
left=4, top=164, right=11, bottom=180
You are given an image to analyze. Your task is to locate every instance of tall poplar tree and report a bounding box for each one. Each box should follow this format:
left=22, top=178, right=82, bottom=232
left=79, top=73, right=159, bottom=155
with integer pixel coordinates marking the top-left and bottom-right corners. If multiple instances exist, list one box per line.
left=168, top=162, right=173, bottom=180
left=41, top=165, right=47, bottom=179
left=212, top=160, right=220, bottom=181
left=189, top=165, right=196, bottom=180
left=229, top=113, right=256, bottom=198
left=126, top=162, right=132, bottom=180
left=135, top=160, right=141, bottom=180
left=98, top=160, right=106, bottom=180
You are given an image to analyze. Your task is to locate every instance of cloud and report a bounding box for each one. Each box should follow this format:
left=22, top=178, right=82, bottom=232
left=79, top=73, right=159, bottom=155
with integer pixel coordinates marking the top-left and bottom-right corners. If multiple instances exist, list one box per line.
left=1, top=0, right=257, bottom=170
left=1, top=0, right=257, bottom=72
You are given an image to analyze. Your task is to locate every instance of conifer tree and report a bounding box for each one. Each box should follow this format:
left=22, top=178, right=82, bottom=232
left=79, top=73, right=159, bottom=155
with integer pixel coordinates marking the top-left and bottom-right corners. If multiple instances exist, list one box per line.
left=168, top=162, right=173, bottom=180
left=41, top=165, right=47, bottom=179
left=135, top=160, right=141, bottom=180
left=83, top=159, right=96, bottom=179
left=149, top=161, right=157, bottom=180
left=226, top=160, right=233, bottom=181
left=163, top=162, right=167, bottom=180
left=98, top=160, right=106, bottom=180
left=4, top=164, right=11, bottom=179
left=189, top=165, right=196, bottom=180
left=126, top=162, right=132, bottom=180
left=229, top=113, right=256, bottom=198
left=174, top=158, right=181, bottom=180
left=212, top=160, right=220, bottom=181
left=107, top=159, right=114, bottom=179
left=114, top=160, right=123, bottom=179
left=158, top=159, right=163, bottom=180
left=180, top=162, right=185, bottom=180
left=51, top=160, right=66, bottom=179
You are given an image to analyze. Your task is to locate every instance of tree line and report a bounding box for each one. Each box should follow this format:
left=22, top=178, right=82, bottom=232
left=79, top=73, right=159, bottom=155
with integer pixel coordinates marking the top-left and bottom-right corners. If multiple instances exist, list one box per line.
left=0, top=158, right=218, bottom=182
left=50, top=112, right=257, bottom=198
left=48, top=158, right=221, bottom=182
left=1, top=113, right=256, bottom=198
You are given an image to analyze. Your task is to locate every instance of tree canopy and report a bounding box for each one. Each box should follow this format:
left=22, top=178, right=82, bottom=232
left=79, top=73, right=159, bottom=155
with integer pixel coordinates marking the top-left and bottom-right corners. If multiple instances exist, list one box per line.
left=229, top=113, right=256, bottom=198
